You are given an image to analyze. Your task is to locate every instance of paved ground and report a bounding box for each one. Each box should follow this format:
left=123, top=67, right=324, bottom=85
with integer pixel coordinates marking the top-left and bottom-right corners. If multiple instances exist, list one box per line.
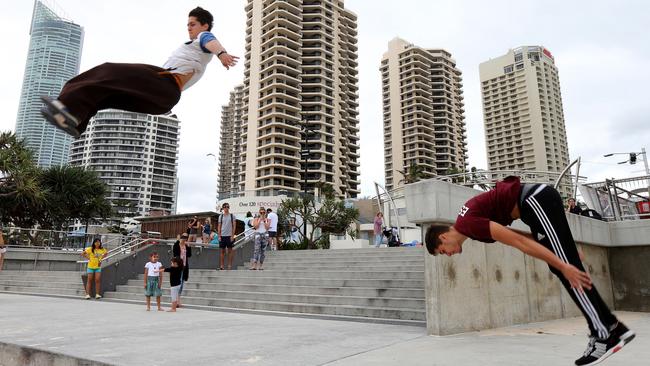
left=0, top=293, right=647, bottom=366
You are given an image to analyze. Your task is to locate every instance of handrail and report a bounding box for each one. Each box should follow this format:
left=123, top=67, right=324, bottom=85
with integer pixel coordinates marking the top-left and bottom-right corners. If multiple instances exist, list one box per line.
left=77, top=237, right=149, bottom=265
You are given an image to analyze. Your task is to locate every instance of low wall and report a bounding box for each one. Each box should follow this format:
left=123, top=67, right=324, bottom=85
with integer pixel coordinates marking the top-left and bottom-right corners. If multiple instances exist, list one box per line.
left=2, top=249, right=85, bottom=271
left=0, top=341, right=111, bottom=366
left=406, top=179, right=648, bottom=335
left=97, top=241, right=255, bottom=294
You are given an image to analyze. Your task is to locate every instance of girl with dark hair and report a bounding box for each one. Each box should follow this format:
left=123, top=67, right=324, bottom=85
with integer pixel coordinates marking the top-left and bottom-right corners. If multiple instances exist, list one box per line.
left=82, top=238, right=107, bottom=299
left=162, top=257, right=184, bottom=312
left=40, top=6, right=239, bottom=138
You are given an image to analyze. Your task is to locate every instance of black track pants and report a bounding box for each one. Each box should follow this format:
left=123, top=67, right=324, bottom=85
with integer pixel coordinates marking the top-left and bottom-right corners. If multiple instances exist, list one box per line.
left=58, top=63, right=181, bottom=133
left=519, top=184, right=618, bottom=339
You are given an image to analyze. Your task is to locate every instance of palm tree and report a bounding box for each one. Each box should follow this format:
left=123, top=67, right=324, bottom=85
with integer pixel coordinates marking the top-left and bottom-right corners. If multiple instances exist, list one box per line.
left=398, top=163, right=427, bottom=185
left=0, top=132, right=42, bottom=228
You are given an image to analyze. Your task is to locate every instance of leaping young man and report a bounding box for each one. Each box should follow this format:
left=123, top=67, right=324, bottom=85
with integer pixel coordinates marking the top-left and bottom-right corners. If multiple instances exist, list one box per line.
left=40, top=7, right=238, bottom=137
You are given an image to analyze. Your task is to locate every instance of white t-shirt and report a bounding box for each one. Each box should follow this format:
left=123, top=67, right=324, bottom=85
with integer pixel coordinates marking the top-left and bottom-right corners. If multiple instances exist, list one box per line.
left=163, top=31, right=216, bottom=90
left=145, top=261, right=162, bottom=277
left=267, top=212, right=278, bottom=232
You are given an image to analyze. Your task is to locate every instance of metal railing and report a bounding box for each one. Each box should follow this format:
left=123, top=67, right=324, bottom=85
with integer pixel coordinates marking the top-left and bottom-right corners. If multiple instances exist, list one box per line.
left=0, top=227, right=135, bottom=251
left=580, top=175, right=650, bottom=221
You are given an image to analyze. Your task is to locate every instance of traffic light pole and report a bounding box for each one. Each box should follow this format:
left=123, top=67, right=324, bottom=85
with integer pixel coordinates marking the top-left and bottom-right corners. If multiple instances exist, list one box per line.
left=642, top=148, right=650, bottom=198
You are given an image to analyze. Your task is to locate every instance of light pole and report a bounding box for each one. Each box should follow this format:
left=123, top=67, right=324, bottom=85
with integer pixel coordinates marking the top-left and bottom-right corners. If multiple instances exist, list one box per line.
left=299, top=123, right=317, bottom=241
left=604, top=147, right=650, bottom=198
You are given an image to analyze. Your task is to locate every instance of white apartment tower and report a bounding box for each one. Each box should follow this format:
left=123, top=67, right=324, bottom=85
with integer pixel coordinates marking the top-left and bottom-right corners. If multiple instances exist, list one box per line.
left=218, top=85, right=245, bottom=199
left=239, top=0, right=360, bottom=198
left=479, top=46, right=569, bottom=173
left=381, top=37, right=468, bottom=191
left=69, top=110, right=181, bottom=216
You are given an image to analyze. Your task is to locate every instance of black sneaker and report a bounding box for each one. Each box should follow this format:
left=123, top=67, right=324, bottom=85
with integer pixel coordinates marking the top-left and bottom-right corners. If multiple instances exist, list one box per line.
left=575, top=323, right=635, bottom=366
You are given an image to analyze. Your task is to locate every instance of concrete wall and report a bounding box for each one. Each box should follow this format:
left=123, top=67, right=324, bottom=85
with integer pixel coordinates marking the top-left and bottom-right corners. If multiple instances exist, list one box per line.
left=2, top=249, right=85, bottom=271
left=97, top=241, right=256, bottom=294
left=0, top=341, right=111, bottom=366
left=406, top=179, right=647, bottom=335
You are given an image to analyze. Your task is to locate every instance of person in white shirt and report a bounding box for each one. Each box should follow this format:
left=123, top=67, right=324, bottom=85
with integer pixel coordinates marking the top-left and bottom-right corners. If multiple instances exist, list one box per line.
left=266, top=208, right=279, bottom=250
left=40, top=7, right=238, bottom=138
left=250, top=207, right=271, bottom=270
left=144, top=252, right=164, bottom=311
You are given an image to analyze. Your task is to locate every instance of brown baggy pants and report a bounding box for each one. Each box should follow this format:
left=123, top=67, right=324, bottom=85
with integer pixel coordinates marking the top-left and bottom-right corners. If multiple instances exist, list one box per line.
left=58, top=63, right=182, bottom=133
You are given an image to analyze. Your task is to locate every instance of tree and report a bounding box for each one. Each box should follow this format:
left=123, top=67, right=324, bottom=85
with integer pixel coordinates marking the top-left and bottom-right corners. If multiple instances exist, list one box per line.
left=278, top=189, right=359, bottom=249
left=398, top=163, right=426, bottom=185
left=37, top=165, right=114, bottom=231
left=0, top=132, right=42, bottom=227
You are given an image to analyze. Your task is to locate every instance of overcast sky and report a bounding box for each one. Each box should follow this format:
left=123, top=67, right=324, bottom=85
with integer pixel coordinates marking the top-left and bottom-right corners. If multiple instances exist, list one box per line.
left=2, top=0, right=649, bottom=212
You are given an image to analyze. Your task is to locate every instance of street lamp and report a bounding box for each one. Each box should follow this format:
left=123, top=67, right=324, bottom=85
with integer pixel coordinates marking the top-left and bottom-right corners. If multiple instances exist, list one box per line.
left=300, top=122, right=317, bottom=241
left=603, top=148, right=650, bottom=197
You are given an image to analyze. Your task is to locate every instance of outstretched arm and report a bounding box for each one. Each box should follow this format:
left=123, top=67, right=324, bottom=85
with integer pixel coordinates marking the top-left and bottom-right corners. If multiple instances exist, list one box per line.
left=204, top=39, right=239, bottom=69
left=489, top=221, right=592, bottom=291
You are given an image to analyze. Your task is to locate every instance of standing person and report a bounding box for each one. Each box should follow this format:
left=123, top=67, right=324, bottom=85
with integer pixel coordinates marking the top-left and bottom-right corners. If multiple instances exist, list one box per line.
left=250, top=207, right=271, bottom=270
left=424, top=176, right=634, bottom=365
left=567, top=198, right=583, bottom=215
left=373, top=212, right=384, bottom=248
left=40, top=7, right=238, bottom=138
left=187, top=216, right=199, bottom=243
left=217, top=203, right=236, bottom=270
left=0, top=227, right=6, bottom=272
left=266, top=208, right=279, bottom=250
left=162, top=257, right=184, bottom=312
left=173, top=233, right=192, bottom=307
left=81, top=239, right=107, bottom=299
left=202, top=218, right=211, bottom=244
left=144, top=252, right=164, bottom=311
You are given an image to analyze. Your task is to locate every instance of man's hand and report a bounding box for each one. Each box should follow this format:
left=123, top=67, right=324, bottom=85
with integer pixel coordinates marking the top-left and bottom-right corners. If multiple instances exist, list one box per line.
left=218, top=53, right=239, bottom=70
left=561, top=263, right=592, bottom=292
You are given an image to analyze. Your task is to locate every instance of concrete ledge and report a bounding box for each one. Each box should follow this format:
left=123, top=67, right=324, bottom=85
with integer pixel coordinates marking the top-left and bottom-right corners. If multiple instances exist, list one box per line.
left=0, top=341, right=112, bottom=366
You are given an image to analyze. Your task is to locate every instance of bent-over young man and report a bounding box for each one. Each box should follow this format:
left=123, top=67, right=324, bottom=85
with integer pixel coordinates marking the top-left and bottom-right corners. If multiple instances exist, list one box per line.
left=425, top=176, right=634, bottom=366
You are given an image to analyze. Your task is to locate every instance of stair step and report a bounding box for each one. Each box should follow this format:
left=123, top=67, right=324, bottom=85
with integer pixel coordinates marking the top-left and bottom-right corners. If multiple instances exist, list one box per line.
left=0, top=279, right=84, bottom=289
left=139, top=270, right=423, bottom=280
left=114, top=285, right=425, bottom=308
left=0, top=285, right=86, bottom=297
left=130, top=276, right=423, bottom=289
left=124, top=280, right=424, bottom=297
left=102, top=291, right=426, bottom=321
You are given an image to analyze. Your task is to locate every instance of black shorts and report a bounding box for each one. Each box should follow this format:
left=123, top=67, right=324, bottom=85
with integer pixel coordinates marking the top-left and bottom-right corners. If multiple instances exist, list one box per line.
left=268, top=231, right=277, bottom=238
left=219, top=236, right=233, bottom=249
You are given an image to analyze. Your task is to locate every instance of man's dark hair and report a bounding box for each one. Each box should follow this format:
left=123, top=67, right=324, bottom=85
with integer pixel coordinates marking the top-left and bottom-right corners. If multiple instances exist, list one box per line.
left=267, top=208, right=272, bottom=213
left=189, top=7, right=214, bottom=31
left=424, top=225, right=451, bottom=256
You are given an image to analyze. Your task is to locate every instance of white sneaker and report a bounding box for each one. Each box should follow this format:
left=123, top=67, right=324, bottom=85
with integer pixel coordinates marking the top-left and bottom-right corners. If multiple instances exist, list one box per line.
left=84, top=294, right=91, bottom=299
left=95, top=294, right=102, bottom=299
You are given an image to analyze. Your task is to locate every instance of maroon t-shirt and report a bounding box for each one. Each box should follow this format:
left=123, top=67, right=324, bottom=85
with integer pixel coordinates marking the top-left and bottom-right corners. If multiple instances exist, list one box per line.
left=453, top=176, right=522, bottom=243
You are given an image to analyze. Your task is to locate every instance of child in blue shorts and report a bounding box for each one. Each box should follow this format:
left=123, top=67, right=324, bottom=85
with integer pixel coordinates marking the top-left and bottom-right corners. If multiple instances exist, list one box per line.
left=144, top=252, right=163, bottom=311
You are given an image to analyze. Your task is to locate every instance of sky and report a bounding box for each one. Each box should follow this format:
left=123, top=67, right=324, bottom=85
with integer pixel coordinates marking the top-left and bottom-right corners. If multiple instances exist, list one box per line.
left=1, top=0, right=649, bottom=213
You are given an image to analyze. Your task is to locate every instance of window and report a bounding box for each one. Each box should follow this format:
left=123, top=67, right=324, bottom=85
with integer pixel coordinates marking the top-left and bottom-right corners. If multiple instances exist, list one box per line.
left=503, top=65, right=514, bottom=74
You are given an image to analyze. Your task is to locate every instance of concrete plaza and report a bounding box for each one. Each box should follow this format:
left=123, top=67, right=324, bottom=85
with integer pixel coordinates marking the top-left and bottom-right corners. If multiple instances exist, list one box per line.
left=0, top=293, right=647, bottom=366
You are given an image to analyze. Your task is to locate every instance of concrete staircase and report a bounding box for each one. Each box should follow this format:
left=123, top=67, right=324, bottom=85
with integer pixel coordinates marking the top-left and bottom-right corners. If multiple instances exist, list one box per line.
left=103, top=247, right=426, bottom=325
left=0, top=270, right=85, bottom=298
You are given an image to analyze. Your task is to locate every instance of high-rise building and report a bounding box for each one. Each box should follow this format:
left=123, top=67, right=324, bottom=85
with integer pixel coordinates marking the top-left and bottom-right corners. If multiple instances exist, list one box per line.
left=479, top=46, right=569, bottom=173
left=15, top=0, right=84, bottom=168
left=380, top=37, right=468, bottom=191
left=238, top=0, right=360, bottom=198
left=218, top=85, right=245, bottom=200
left=69, top=109, right=181, bottom=217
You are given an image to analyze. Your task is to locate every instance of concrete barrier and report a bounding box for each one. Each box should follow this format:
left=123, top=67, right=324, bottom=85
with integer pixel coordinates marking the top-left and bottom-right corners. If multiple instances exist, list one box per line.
left=0, top=341, right=112, bottom=366
left=2, top=249, right=85, bottom=271
left=406, top=179, right=649, bottom=335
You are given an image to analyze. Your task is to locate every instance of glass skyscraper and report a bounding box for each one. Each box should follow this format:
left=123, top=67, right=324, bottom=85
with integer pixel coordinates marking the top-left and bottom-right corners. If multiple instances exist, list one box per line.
left=15, top=0, right=84, bottom=167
